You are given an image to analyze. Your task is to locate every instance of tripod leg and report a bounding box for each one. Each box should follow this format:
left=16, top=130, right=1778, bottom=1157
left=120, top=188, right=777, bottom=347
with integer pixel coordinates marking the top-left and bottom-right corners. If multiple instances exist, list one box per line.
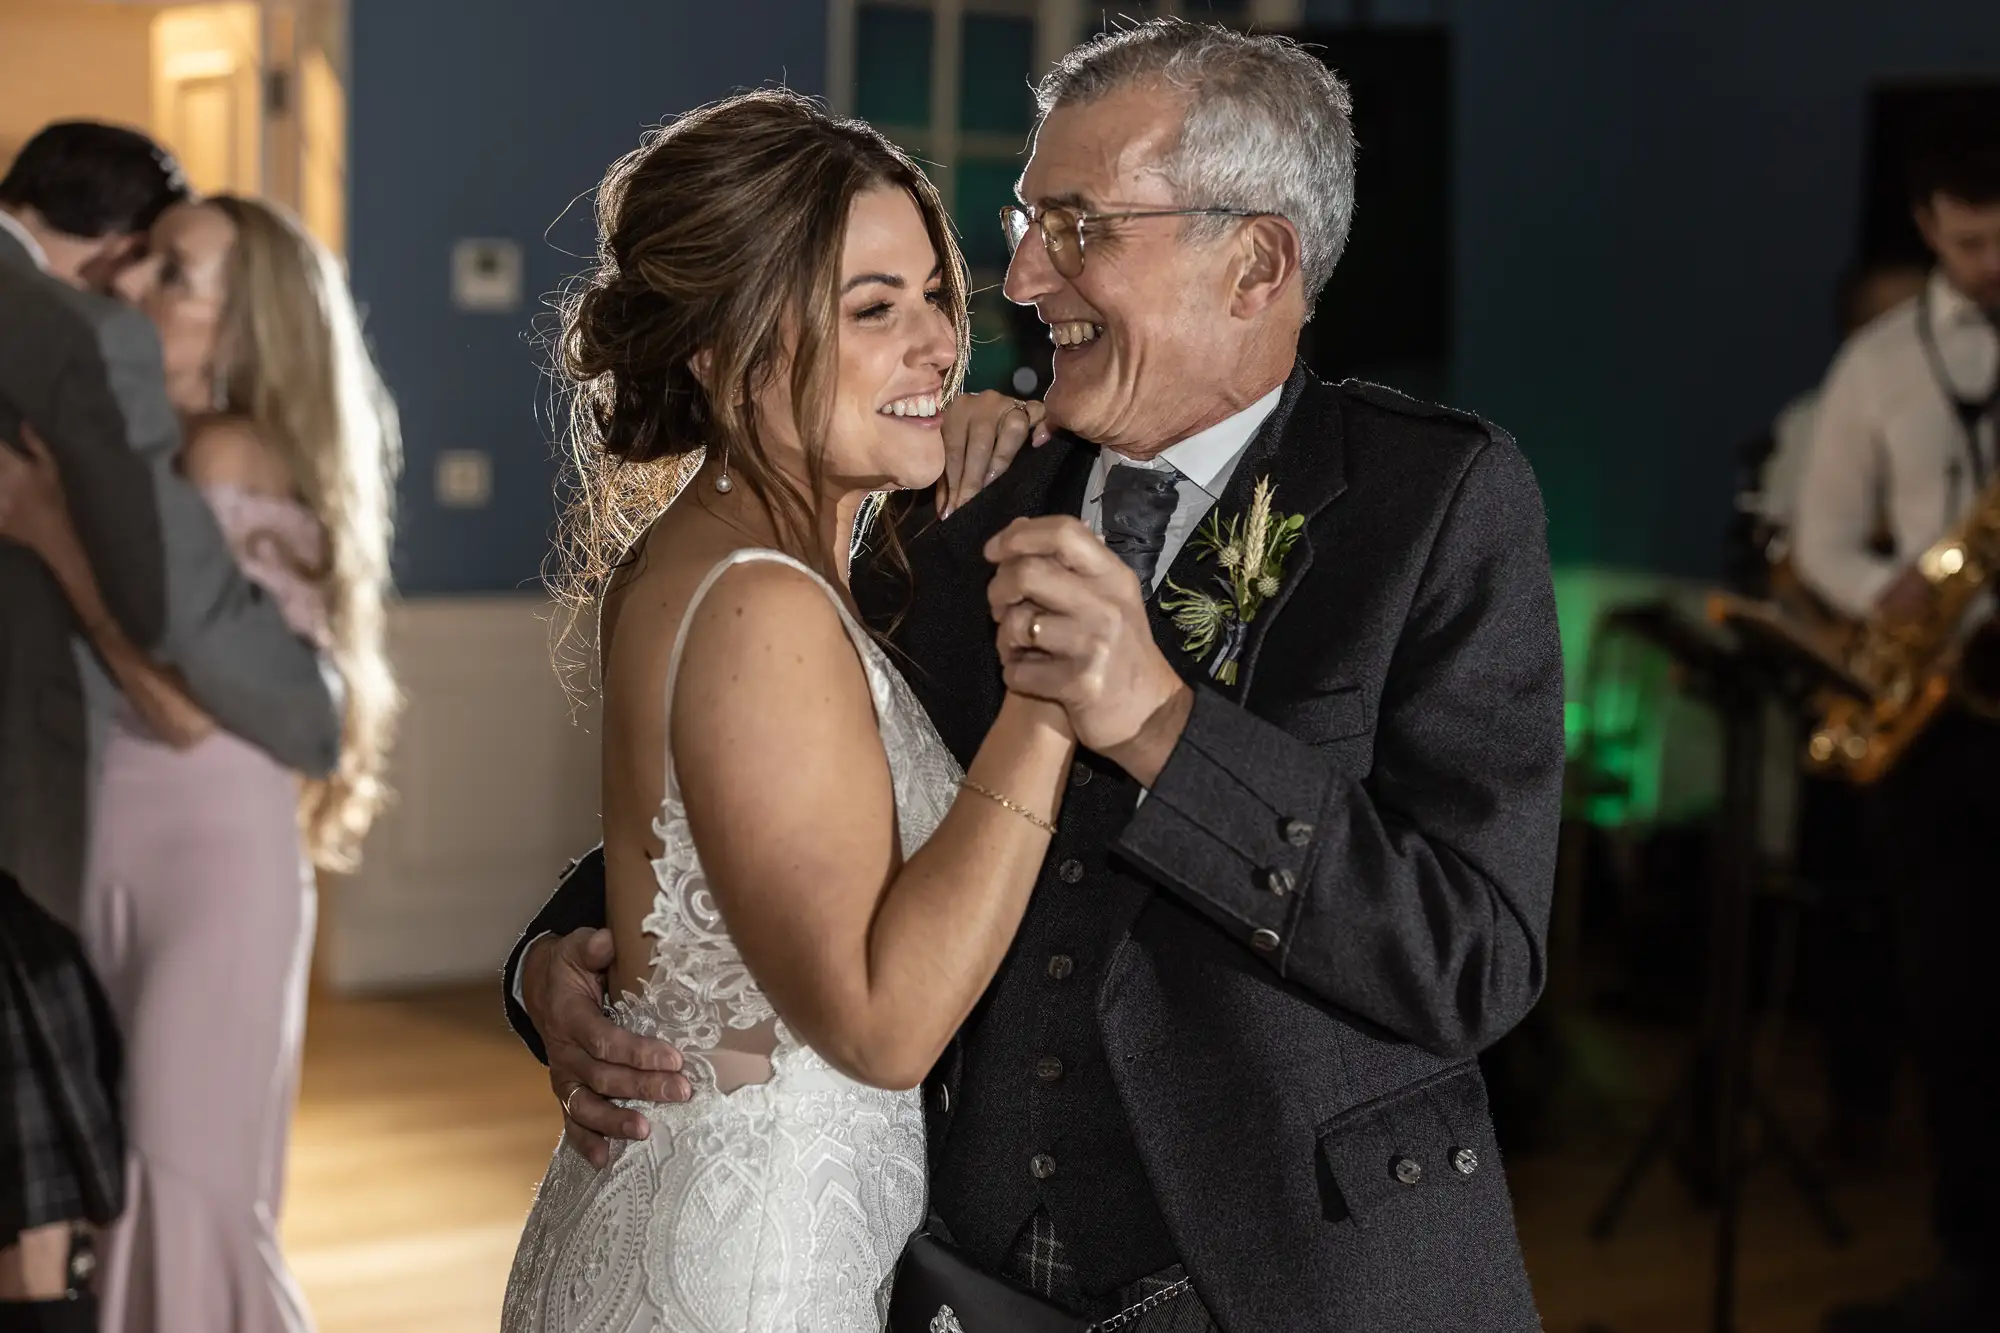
left=1748, top=1082, right=1852, bottom=1245
left=1713, top=1031, right=1746, bottom=1333
left=1708, top=683, right=1773, bottom=1333
left=1590, top=1061, right=1694, bottom=1241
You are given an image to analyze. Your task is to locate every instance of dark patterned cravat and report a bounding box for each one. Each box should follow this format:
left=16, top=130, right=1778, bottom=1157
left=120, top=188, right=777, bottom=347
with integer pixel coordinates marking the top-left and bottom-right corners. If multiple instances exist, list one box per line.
left=1100, top=463, right=1182, bottom=590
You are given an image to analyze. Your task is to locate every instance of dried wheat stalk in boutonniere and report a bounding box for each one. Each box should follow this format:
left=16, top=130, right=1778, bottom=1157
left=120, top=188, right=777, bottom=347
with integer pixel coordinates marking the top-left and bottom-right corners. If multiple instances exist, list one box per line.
left=1158, top=476, right=1304, bottom=685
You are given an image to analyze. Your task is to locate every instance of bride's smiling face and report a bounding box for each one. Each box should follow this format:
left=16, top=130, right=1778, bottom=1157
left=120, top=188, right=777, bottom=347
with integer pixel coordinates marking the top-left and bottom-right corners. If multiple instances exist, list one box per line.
left=748, top=186, right=960, bottom=497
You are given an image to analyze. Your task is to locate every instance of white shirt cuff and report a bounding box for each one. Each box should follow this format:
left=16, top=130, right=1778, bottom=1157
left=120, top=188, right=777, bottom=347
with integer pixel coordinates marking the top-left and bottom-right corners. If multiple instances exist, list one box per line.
left=511, top=930, right=552, bottom=1010
left=1810, top=558, right=1898, bottom=621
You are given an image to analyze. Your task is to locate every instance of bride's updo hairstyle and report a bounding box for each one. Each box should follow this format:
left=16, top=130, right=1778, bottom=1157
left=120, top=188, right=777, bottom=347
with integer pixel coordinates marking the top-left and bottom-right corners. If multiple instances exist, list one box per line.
left=550, top=89, right=970, bottom=651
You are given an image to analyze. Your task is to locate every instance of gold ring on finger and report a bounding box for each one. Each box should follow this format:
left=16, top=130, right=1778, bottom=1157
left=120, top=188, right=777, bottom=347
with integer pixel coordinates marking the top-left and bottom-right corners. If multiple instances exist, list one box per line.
left=1028, top=615, right=1044, bottom=646
left=561, top=1082, right=586, bottom=1119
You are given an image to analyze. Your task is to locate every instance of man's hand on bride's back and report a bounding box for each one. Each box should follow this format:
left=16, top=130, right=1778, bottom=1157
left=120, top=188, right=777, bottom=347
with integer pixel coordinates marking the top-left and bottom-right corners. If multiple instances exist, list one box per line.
left=937, top=391, right=1052, bottom=518
left=522, top=927, right=691, bottom=1168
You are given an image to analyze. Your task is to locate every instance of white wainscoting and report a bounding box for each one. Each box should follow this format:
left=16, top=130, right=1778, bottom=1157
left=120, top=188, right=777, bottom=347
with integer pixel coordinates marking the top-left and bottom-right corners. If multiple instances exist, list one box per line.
left=318, top=596, right=602, bottom=994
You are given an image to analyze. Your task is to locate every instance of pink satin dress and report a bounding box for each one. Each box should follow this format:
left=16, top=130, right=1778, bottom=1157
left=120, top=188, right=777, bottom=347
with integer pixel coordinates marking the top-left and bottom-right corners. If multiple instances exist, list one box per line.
left=83, top=485, right=332, bottom=1333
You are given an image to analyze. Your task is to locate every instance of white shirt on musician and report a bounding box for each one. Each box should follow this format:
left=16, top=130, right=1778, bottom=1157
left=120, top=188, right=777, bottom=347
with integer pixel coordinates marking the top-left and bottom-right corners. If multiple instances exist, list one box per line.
left=1794, top=269, right=1999, bottom=619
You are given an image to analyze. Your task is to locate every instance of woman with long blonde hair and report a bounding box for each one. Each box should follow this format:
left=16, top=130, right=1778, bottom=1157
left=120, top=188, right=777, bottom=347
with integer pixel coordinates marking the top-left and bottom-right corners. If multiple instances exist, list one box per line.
left=0, top=193, right=399, bottom=1330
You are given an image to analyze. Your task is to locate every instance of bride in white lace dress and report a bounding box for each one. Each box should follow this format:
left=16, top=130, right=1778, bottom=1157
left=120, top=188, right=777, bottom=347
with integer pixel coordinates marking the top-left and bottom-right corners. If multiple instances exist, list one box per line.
left=503, top=93, right=1075, bottom=1332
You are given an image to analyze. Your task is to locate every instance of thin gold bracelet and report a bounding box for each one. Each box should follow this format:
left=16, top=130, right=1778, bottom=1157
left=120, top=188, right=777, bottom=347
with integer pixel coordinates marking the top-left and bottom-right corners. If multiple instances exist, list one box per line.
left=959, top=776, right=1057, bottom=834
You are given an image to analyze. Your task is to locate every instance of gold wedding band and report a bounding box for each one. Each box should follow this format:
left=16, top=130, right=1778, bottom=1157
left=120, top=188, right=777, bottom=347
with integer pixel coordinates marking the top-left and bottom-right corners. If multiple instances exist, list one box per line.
left=561, top=1082, right=586, bottom=1118
left=1028, top=615, right=1044, bottom=646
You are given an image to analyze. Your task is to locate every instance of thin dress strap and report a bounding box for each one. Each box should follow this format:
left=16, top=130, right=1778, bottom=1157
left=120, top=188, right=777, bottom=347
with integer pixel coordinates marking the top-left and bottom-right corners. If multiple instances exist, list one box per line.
left=660, top=548, right=879, bottom=798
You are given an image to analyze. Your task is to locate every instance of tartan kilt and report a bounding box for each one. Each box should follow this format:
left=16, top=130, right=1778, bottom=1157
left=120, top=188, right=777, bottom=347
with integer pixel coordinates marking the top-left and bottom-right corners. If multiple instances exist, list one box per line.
left=0, top=870, right=124, bottom=1238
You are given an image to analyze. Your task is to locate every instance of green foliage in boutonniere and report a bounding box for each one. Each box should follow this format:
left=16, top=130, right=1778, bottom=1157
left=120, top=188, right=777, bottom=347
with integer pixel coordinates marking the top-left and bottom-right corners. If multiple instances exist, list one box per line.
left=1158, top=477, right=1305, bottom=685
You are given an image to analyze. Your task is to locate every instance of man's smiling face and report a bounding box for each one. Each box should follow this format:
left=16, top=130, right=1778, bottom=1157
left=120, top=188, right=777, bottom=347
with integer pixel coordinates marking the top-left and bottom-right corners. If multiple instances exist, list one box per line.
left=1003, top=84, right=1256, bottom=457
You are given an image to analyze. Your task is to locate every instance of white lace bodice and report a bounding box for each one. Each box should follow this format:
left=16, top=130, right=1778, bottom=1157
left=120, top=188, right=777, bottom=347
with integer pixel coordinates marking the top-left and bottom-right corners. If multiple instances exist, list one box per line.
left=504, top=548, right=964, bottom=1333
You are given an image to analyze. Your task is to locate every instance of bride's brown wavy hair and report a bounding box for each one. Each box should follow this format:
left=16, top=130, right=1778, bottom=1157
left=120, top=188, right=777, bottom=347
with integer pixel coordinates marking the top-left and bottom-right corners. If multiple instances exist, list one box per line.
left=548, top=89, right=969, bottom=678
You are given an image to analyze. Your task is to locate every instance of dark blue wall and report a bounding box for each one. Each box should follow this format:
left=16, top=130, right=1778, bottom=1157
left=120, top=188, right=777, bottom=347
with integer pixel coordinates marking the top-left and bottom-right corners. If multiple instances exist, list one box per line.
left=349, top=1, right=826, bottom=595
left=352, top=0, right=1998, bottom=591
left=1449, top=0, right=2000, bottom=573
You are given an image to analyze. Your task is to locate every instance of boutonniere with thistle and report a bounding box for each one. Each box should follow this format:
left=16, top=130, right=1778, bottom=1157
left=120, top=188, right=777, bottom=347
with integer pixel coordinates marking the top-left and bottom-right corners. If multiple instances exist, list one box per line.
left=1158, top=477, right=1305, bottom=686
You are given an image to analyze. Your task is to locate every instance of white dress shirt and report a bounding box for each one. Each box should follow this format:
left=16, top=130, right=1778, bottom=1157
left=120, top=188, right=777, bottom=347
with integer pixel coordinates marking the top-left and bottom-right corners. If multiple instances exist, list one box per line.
left=1080, top=383, right=1285, bottom=592
left=0, top=207, right=52, bottom=273
left=1795, top=270, right=2000, bottom=618
left=1756, top=388, right=1822, bottom=531
left=511, top=384, right=1289, bottom=1010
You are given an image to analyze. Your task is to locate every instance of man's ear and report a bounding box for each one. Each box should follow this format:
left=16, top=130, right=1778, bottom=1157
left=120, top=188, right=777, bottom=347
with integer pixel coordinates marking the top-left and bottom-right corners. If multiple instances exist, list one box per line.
left=1912, top=197, right=1940, bottom=255
left=1229, top=215, right=1303, bottom=320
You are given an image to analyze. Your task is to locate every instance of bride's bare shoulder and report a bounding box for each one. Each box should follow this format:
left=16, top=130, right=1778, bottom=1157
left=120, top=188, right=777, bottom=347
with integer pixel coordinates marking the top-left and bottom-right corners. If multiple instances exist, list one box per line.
left=675, top=554, right=851, bottom=669
left=599, top=517, right=732, bottom=681
left=602, top=526, right=849, bottom=714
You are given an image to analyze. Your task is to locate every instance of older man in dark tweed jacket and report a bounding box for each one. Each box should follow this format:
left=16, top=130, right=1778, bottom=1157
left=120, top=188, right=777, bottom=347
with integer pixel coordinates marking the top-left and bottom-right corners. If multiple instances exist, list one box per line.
left=506, top=21, right=1563, bottom=1332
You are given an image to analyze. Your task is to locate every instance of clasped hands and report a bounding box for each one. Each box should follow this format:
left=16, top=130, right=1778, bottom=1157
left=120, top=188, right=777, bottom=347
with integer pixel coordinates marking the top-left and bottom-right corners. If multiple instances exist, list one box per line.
left=985, top=516, right=1192, bottom=789
left=947, top=390, right=1192, bottom=785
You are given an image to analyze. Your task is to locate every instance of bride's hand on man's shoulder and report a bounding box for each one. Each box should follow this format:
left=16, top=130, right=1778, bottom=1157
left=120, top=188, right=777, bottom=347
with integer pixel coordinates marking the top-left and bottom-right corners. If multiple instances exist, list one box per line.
left=937, top=391, right=1052, bottom=519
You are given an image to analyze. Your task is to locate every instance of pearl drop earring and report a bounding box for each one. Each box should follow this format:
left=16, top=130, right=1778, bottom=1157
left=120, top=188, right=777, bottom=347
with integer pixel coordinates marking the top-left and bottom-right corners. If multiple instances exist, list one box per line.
left=713, top=447, right=734, bottom=495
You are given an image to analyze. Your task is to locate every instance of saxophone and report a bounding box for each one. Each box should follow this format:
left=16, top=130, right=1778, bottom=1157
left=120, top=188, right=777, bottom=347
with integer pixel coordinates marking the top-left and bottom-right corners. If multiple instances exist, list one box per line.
left=1804, top=471, right=2000, bottom=783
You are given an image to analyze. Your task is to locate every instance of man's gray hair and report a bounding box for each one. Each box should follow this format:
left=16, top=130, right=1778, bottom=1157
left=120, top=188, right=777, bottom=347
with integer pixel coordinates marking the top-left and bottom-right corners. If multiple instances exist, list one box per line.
left=1035, top=20, right=1357, bottom=315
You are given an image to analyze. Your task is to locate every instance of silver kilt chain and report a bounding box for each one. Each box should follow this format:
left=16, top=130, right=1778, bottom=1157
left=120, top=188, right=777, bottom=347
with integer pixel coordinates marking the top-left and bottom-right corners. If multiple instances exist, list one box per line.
left=1087, top=1276, right=1194, bottom=1333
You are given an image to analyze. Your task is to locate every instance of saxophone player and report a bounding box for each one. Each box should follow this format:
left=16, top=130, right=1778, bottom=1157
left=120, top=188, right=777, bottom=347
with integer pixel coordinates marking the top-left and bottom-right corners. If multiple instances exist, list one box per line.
left=1795, top=132, right=2000, bottom=1333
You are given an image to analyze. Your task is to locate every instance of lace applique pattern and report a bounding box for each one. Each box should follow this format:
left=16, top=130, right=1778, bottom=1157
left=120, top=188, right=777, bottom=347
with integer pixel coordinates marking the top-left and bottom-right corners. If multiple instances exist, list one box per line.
left=604, top=795, right=788, bottom=1088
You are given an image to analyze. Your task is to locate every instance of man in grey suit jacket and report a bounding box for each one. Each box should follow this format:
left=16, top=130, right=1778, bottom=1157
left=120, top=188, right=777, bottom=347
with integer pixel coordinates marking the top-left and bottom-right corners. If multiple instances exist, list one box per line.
left=0, top=122, right=340, bottom=1321
left=0, top=121, right=342, bottom=930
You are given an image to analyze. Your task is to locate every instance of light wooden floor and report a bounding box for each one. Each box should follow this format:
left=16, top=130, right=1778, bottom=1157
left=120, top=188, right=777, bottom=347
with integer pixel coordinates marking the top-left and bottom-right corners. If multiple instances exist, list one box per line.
left=282, top=988, right=557, bottom=1333
left=281, top=990, right=1931, bottom=1333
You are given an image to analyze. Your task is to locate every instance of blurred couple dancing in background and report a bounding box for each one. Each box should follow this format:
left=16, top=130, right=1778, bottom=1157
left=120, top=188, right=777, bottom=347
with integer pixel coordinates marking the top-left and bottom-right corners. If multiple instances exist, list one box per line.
left=0, top=122, right=399, bottom=1331
left=500, top=18, right=1564, bottom=1333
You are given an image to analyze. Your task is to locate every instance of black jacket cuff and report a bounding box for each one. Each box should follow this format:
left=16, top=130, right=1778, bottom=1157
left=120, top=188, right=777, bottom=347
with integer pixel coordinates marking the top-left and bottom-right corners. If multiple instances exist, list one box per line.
left=1114, top=687, right=1333, bottom=963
